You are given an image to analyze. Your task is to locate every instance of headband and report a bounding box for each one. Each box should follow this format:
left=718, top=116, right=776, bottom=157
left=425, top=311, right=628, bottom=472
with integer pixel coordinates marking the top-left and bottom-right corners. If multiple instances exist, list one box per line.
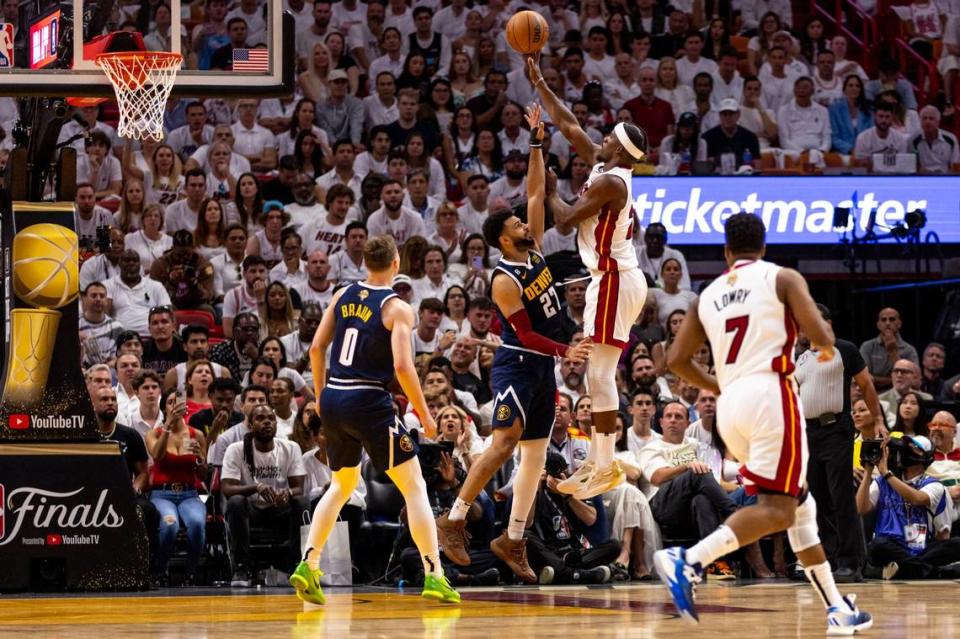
left=614, top=122, right=644, bottom=160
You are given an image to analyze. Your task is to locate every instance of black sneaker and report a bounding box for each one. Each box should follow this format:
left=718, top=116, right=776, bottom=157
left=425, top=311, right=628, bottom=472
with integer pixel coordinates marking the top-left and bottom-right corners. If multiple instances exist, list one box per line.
left=469, top=568, right=501, bottom=586
left=610, top=562, right=630, bottom=582
left=572, top=565, right=611, bottom=584
left=833, top=566, right=864, bottom=583
left=181, top=572, right=197, bottom=588
left=231, top=566, right=252, bottom=588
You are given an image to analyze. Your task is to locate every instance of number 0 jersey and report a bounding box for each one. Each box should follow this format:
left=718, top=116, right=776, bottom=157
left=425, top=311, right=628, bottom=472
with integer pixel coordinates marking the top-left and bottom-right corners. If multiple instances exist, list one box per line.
left=698, top=259, right=798, bottom=389
left=328, top=283, right=398, bottom=387
left=491, top=250, right=567, bottom=356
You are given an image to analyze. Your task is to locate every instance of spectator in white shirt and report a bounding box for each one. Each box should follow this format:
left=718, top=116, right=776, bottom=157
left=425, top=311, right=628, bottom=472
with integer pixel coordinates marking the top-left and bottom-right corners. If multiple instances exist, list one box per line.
left=433, top=0, right=470, bottom=40
left=605, top=53, right=642, bottom=111
left=758, top=46, right=799, bottom=112
left=366, top=179, right=427, bottom=246
left=777, top=76, right=832, bottom=154
left=222, top=255, right=268, bottom=338
left=105, top=250, right=171, bottom=337
left=277, top=98, right=332, bottom=161
left=710, top=47, right=744, bottom=110
left=301, top=183, right=355, bottom=256
left=584, top=26, right=616, bottom=80
left=853, top=102, right=909, bottom=169
left=355, top=125, right=393, bottom=179
left=634, top=223, right=692, bottom=291
left=165, top=169, right=208, bottom=234
left=315, top=139, right=363, bottom=203
left=270, top=229, right=308, bottom=290
left=739, top=76, right=779, bottom=149
left=78, top=131, right=123, bottom=200
left=80, top=226, right=126, bottom=291
left=487, top=150, right=527, bottom=209
left=456, top=174, right=490, bottom=235
left=330, top=0, right=365, bottom=34
left=167, top=101, right=214, bottom=161
left=186, top=125, right=252, bottom=176
left=367, top=27, right=406, bottom=93
left=211, top=224, right=248, bottom=300
left=403, top=168, right=443, bottom=230
left=364, top=71, right=400, bottom=130
left=296, top=0, right=334, bottom=68
left=541, top=218, right=578, bottom=255
left=741, top=0, right=793, bottom=33
left=812, top=50, right=844, bottom=107
left=676, top=31, right=719, bottom=87
left=328, top=221, right=369, bottom=286
left=404, top=6, right=453, bottom=78
left=413, top=246, right=463, bottom=308
left=427, top=202, right=467, bottom=262
left=231, top=99, right=278, bottom=172
left=497, top=102, right=531, bottom=156
left=831, top=35, right=869, bottom=82
left=226, top=0, right=266, bottom=45
left=911, top=104, right=960, bottom=172
left=75, top=182, right=116, bottom=253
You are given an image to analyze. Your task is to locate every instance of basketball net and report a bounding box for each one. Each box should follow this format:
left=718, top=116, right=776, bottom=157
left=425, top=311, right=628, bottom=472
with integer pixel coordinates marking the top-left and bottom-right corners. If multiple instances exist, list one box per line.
left=95, top=52, right=183, bottom=142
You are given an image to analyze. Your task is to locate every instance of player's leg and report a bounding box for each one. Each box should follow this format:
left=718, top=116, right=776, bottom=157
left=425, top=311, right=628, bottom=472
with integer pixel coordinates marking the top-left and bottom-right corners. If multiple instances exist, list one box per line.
left=388, top=456, right=460, bottom=603
left=437, top=416, right=522, bottom=565
left=490, top=436, right=548, bottom=583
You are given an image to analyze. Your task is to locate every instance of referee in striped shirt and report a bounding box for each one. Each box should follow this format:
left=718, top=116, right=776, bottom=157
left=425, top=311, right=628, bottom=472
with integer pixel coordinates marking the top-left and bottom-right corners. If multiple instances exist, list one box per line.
left=795, top=304, right=886, bottom=583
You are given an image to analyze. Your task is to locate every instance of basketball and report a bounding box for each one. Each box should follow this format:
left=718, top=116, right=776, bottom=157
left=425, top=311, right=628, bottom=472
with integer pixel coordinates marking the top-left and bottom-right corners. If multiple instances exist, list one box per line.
left=12, top=223, right=79, bottom=309
left=506, top=11, right=550, bottom=54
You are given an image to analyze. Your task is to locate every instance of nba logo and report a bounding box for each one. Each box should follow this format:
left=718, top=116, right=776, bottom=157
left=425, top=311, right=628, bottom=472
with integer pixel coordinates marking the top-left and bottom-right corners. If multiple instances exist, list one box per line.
left=0, top=23, right=13, bottom=68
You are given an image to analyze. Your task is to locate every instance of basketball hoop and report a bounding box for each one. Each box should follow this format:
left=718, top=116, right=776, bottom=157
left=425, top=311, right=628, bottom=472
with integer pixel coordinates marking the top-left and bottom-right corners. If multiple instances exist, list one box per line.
left=95, top=51, right=183, bottom=142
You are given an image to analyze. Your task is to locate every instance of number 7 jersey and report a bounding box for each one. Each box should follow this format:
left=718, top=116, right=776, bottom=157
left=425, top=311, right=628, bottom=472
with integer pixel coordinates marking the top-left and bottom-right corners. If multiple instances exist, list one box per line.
left=698, top=259, right=799, bottom=390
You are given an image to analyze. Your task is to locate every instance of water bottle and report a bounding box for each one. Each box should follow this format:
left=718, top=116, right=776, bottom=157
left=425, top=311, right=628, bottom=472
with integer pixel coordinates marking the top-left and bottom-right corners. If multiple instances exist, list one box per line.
left=679, top=149, right=691, bottom=175
left=742, top=147, right=752, bottom=168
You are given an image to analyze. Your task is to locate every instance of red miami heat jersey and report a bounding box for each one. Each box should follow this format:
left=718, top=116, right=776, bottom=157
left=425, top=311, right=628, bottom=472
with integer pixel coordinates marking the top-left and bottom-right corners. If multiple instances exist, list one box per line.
left=698, top=259, right=798, bottom=389
left=577, top=163, right=638, bottom=272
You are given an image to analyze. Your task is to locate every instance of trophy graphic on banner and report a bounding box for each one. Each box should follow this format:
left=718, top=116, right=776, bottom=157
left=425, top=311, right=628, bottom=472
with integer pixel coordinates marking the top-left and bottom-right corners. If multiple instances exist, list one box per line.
left=4, top=223, right=79, bottom=404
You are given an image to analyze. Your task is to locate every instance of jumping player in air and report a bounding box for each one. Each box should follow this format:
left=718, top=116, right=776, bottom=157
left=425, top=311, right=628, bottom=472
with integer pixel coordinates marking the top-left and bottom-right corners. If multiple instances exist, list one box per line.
left=527, top=55, right=650, bottom=499
left=656, top=213, right=872, bottom=635
left=436, top=104, right=592, bottom=583
left=291, top=234, right=459, bottom=605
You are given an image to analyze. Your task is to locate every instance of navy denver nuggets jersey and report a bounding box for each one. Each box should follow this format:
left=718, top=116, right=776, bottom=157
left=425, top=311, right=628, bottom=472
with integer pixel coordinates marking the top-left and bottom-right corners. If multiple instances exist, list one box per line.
left=492, top=250, right=567, bottom=351
left=328, top=283, right=397, bottom=386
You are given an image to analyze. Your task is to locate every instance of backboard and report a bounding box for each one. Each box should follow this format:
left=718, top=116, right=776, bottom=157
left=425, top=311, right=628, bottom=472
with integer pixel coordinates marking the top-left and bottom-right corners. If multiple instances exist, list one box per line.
left=0, top=0, right=293, bottom=98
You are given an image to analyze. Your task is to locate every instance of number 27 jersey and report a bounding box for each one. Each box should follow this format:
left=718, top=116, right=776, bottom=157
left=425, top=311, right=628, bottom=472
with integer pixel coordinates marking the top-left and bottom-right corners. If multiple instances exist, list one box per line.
left=698, top=259, right=798, bottom=390
left=492, top=250, right=567, bottom=354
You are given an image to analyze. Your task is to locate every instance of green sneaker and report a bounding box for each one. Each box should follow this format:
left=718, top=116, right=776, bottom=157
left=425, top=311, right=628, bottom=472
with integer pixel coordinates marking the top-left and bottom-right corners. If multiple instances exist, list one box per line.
left=289, top=561, right=326, bottom=605
left=421, top=574, right=461, bottom=604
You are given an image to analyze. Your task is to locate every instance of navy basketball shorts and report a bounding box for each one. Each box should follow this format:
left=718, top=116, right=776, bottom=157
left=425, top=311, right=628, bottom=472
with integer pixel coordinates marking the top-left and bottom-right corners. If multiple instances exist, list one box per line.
left=490, top=346, right=558, bottom=441
left=319, top=387, right=419, bottom=472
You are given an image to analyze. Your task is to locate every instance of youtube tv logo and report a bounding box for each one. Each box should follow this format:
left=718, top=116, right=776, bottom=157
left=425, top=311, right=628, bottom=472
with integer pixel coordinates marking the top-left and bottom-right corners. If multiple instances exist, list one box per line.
left=9, top=414, right=28, bottom=430
left=46, top=534, right=63, bottom=546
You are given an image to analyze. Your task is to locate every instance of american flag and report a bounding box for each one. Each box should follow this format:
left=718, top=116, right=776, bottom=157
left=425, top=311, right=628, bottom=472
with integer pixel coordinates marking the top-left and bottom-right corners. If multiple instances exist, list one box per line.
left=233, top=48, right=269, bottom=72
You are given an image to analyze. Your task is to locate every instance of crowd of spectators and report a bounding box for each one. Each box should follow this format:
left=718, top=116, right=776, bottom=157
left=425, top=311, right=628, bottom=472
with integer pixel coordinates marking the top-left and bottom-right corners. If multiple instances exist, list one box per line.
left=66, top=0, right=960, bottom=588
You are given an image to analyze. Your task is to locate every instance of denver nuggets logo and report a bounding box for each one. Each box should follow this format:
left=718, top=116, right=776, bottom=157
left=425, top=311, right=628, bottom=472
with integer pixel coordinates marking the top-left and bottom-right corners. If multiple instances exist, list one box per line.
left=399, top=434, right=414, bottom=452
left=359, top=289, right=369, bottom=300
left=496, top=405, right=511, bottom=421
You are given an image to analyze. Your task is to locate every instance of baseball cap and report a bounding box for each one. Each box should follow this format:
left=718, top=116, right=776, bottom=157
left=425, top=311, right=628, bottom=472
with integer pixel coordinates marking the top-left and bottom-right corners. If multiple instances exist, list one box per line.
left=719, top=98, right=740, bottom=113
left=392, top=274, right=413, bottom=289
left=677, top=111, right=698, bottom=127
left=329, top=69, right=349, bottom=82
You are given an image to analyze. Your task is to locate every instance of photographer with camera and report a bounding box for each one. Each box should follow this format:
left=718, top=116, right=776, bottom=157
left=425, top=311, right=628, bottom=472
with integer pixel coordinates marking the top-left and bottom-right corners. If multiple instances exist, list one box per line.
left=523, top=451, right=620, bottom=585
left=856, top=435, right=960, bottom=579
left=149, top=230, right=217, bottom=312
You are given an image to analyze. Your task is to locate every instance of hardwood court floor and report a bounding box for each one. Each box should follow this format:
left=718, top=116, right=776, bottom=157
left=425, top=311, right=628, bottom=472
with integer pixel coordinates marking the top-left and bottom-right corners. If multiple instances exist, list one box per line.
left=0, top=580, right=957, bottom=638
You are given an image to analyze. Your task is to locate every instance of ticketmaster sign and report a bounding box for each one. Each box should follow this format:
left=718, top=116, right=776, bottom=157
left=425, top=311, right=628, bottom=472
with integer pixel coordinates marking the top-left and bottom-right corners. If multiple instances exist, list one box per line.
left=631, top=176, right=960, bottom=245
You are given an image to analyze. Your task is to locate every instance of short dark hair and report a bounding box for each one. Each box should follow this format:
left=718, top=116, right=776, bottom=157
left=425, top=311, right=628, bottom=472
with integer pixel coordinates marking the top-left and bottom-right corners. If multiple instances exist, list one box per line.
left=241, top=384, right=269, bottom=402
left=332, top=138, right=353, bottom=154
left=251, top=357, right=278, bottom=377
left=181, top=324, right=209, bottom=342
left=326, top=183, right=355, bottom=207
left=481, top=208, right=514, bottom=250
left=588, top=26, right=608, bottom=38
left=467, top=296, right=495, bottom=312
left=227, top=16, right=247, bottom=29
left=185, top=100, right=206, bottom=113
left=364, top=235, right=398, bottom=271
left=242, top=254, right=266, bottom=271
left=563, top=47, right=584, bottom=60
left=278, top=155, right=298, bottom=171
left=631, top=386, right=656, bottom=402
left=116, top=330, right=141, bottom=349
left=412, top=5, right=432, bottom=17
left=210, top=377, right=242, bottom=395
left=419, top=297, right=445, bottom=314
left=718, top=46, right=738, bottom=60
left=685, top=29, right=704, bottom=42
left=466, top=174, right=489, bottom=187
left=724, top=212, right=766, bottom=254
left=132, top=369, right=162, bottom=391
left=185, top=167, right=206, bottom=182
left=816, top=303, right=831, bottom=321
left=345, top=221, right=367, bottom=237
left=369, top=124, right=391, bottom=140
left=83, top=281, right=107, bottom=295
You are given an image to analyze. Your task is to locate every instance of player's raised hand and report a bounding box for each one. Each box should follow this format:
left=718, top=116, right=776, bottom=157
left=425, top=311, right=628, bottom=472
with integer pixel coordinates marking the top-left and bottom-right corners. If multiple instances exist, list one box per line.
left=567, top=338, right=594, bottom=363
left=524, top=103, right=543, bottom=137
left=527, top=55, right=544, bottom=88
left=544, top=167, right=558, bottom=195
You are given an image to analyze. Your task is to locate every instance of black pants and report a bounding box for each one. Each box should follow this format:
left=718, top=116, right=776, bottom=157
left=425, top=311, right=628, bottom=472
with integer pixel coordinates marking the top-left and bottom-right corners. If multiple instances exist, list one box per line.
left=399, top=547, right=502, bottom=583
left=806, top=419, right=864, bottom=570
left=868, top=536, right=960, bottom=579
left=650, top=470, right=737, bottom=540
left=137, top=495, right=160, bottom=574
left=225, top=494, right=310, bottom=567
left=525, top=535, right=621, bottom=583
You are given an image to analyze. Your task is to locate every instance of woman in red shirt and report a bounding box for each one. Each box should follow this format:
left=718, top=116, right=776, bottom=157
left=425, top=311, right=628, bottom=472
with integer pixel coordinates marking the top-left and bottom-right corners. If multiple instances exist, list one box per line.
left=146, top=389, right=208, bottom=586
left=184, top=359, right=215, bottom=422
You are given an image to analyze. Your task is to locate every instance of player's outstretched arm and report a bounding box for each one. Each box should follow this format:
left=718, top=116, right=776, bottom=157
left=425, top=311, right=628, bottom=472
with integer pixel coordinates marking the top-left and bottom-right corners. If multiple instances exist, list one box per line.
left=776, top=268, right=835, bottom=359
left=491, top=275, right=592, bottom=362
left=525, top=103, right=547, bottom=249
left=527, top=55, right=598, bottom=165
left=548, top=173, right=623, bottom=228
left=384, top=298, right=438, bottom=438
left=310, top=287, right=347, bottom=400
left=666, top=299, right=720, bottom=394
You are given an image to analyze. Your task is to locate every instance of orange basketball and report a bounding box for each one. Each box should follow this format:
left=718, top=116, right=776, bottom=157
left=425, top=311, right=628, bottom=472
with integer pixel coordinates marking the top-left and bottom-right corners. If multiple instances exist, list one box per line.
left=506, top=11, right=550, bottom=54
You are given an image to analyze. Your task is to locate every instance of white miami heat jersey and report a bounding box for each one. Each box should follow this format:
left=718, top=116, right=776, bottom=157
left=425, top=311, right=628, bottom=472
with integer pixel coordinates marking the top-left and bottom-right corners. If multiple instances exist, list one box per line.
left=576, top=163, right=639, bottom=272
left=698, top=259, right=798, bottom=389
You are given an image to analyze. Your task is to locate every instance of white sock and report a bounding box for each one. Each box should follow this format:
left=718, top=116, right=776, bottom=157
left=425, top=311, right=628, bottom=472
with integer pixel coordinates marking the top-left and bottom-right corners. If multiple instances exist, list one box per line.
left=303, top=466, right=360, bottom=570
left=686, top=525, right=741, bottom=568
left=593, top=432, right=616, bottom=467
left=508, top=440, right=548, bottom=540
left=805, top=561, right=850, bottom=611
left=584, top=426, right=596, bottom=463
left=389, top=459, right=444, bottom=579
left=448, top=497, right=471, bottom=522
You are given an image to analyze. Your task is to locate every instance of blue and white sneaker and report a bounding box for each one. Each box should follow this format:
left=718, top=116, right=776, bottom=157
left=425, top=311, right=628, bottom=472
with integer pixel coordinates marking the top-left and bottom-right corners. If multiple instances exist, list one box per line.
left=654, top=547, right=703, bottom=624
left=826, top=594, right=873, bottom=636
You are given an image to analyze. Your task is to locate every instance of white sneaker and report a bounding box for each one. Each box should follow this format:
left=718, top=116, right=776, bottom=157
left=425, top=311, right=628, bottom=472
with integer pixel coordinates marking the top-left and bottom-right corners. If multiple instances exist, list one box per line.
left=881, top=562, right=899, bottom=580
left=826, top=594, right=873, bottom=636
left=556, top=461, right=595, bottom=495
left=572, top=461, right=625, bottom=500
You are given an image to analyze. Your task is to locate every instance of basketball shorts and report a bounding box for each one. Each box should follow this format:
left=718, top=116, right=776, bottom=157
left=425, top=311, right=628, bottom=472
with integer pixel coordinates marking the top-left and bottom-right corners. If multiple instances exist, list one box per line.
left=583, top=268, right=648, bottom=350
left=716, top=373, right=808, bottom=498
left=319, top=387, right=418, bottom=472
left=489, top=346, right=557, bottom=440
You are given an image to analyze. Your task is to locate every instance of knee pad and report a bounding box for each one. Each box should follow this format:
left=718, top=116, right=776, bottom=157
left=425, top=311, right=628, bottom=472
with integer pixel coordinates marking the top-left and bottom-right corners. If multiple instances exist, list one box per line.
left=585, top=343, right=621, bottom=412
left=787, top=493, right=820, bottom=553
